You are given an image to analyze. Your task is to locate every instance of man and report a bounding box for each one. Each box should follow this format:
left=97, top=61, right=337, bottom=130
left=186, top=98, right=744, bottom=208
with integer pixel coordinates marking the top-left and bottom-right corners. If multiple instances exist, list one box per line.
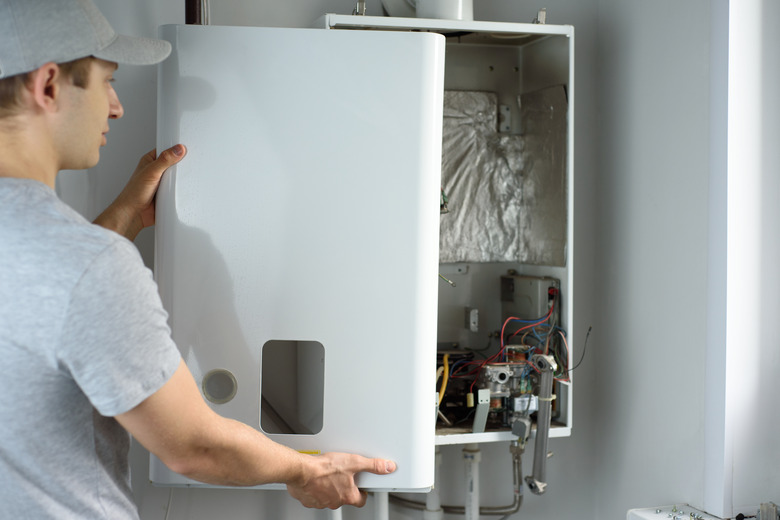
left=0, top=1, right=395, bottom=518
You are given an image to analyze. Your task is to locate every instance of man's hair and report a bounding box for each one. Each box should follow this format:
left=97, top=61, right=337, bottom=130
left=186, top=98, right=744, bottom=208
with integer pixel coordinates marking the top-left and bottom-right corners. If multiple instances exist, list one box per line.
left=0, top=56, right=94, bottom=118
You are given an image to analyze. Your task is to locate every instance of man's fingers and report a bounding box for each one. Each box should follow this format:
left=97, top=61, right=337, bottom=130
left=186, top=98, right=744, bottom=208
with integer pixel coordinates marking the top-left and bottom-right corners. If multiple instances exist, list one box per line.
left=286, top=453, right=394, bottom=510
left=345, top=455, right=396, bottom=475
left=137, top=148, right=157, bottom=167
left=137, top=144, right=185, bottom=172
left=130, top=145, right=186, bottom=189
left=154, top=144, right=186, bottom=169
left=343, top=489, right=368, bottom=509
left=372, top=458, right=396, bottom=475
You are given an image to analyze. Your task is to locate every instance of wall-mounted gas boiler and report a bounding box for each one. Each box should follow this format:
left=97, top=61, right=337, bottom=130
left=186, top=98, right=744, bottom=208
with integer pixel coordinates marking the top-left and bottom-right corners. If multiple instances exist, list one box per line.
left=151, top=23, right=445, bottom=492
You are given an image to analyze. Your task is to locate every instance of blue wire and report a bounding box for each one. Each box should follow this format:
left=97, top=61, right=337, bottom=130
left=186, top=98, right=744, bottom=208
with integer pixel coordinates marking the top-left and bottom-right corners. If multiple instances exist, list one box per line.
left=448, top=358, right=472, bottom=378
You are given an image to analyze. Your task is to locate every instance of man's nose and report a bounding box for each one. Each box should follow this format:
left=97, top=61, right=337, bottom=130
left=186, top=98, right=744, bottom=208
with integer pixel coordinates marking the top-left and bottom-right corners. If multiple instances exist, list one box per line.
left=109, top=85, right=124, bottom=119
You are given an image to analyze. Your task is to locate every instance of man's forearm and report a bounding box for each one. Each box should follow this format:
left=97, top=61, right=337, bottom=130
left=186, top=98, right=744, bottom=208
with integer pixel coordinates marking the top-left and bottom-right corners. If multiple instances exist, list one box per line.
left=94, top=203, right=143, bottom=241
left=116, top=360, right=394, bottom=509
left=162, top=414, right=307, bottom=488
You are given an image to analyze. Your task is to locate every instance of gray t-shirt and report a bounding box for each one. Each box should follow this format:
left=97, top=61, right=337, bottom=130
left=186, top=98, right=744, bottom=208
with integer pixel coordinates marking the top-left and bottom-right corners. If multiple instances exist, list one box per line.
left=0, top=178, right=182, bottom=519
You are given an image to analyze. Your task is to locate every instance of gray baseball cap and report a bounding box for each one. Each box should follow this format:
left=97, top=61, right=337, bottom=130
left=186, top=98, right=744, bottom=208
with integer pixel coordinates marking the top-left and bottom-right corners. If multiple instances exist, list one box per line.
left=0, top=0, right=172, bottom=79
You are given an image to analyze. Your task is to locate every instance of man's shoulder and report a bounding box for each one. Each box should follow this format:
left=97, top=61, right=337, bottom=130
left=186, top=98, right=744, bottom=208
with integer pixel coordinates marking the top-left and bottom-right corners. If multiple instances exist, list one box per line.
left=0, top=178, right=138, bottom=270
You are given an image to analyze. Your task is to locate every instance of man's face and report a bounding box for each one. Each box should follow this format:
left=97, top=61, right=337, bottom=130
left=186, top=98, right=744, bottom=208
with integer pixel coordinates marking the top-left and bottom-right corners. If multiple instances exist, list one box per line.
left=56, top=58, right=124, bottom=170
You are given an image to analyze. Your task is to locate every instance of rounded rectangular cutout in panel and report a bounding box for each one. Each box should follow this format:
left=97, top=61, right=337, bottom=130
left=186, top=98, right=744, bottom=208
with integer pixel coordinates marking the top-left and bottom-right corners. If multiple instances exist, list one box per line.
left=261, top=340, right=324, bottom=435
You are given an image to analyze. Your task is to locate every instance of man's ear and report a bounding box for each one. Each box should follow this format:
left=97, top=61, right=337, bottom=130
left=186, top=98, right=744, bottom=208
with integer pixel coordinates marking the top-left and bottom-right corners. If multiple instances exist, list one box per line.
left=28, top=62, right=63, bottom=113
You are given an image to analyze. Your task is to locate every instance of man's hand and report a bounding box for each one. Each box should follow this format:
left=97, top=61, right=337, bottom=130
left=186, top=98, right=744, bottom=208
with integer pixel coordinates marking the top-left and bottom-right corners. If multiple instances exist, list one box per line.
left=94, top=144, right=186, bottom=241
left=286, top=453, right=396, bottom=509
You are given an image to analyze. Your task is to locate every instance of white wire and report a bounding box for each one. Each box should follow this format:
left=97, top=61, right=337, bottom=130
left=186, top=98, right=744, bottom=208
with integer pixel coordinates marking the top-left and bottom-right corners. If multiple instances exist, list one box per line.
left=164, top=488, right=174, bottom=520
left=200, top=0, right=210, bottom=25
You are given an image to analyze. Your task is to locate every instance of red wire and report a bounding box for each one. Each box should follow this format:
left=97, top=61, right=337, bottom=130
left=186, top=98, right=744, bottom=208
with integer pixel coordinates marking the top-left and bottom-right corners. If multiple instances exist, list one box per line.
left=468, top=303, right=556, bottom=393
left=450, top=362, right=483, bottom=379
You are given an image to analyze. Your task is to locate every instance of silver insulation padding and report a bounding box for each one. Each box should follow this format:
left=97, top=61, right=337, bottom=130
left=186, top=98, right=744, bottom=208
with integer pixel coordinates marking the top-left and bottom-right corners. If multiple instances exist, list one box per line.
left=438, top=87, right=567, bottom=265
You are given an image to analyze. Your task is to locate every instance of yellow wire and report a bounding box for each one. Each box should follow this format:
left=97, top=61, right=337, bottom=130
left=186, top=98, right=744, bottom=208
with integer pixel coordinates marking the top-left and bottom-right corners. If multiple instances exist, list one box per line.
left=438, top=354, right=450, bottom=406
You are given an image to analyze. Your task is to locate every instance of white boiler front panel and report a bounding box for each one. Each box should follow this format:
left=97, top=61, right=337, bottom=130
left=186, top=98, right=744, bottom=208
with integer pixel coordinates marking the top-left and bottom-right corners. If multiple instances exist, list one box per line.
left=151, top=24, right=444, bottom=492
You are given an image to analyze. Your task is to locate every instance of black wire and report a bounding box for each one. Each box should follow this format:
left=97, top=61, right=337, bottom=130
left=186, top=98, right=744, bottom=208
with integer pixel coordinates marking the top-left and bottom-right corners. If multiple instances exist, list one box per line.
left=567, top=326, right=592, bottom=374
left=454, top=408, right=476, bottom=426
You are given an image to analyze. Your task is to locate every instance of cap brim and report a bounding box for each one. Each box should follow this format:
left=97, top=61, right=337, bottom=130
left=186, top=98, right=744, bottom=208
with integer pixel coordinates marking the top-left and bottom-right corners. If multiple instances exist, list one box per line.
left=93, top=34, right=171, bottom=66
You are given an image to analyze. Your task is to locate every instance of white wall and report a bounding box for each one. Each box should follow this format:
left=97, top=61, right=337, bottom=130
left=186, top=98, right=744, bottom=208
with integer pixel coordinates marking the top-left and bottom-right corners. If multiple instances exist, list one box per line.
left=589, top=1, right=780, bottom=517
left=55, top=1, right=779, bottom=519
left=591, top=0, right=713, bottom=516
left=721, top=0, right=780, bottom=515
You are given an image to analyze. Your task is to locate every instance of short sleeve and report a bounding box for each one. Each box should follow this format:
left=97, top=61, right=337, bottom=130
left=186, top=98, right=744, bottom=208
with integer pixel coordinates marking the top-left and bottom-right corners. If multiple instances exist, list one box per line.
left=58, top=239, right=181, bottom=417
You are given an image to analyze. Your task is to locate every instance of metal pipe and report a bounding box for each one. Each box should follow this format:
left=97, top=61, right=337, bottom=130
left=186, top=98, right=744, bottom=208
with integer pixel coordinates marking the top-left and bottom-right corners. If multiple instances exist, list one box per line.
left=463, top=444, right=481, bottom=520
left=184, top=0, right=209, bottom=25
left=423, top=448, right=443, bottom=520
left=389, top=443, right=523, bottom=516
left=184, top=0, right=201, bottom=24
left=525, top=353, right=556, bottom=495
left=373, top=492, right=389, bottom=520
